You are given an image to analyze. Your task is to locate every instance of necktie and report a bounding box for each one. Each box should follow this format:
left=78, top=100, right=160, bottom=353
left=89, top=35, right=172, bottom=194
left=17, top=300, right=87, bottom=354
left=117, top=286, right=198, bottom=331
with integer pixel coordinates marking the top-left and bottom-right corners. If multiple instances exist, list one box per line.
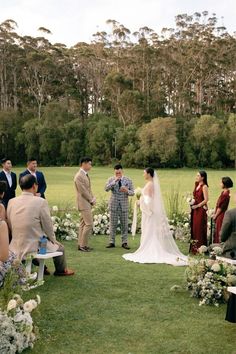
left=118, top=180, right=122, bottom=188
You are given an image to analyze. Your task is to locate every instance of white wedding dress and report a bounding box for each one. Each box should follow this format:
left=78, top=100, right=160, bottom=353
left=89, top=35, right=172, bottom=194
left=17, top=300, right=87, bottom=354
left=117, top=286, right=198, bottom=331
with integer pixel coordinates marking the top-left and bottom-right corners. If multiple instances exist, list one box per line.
left=122, top=174, right=188, bottom=266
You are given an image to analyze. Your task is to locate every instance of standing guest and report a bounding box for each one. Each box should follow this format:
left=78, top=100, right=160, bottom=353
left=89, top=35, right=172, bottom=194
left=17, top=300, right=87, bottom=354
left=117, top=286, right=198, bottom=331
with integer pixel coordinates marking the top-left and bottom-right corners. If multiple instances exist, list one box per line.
left=213, top=177, right=233, bottom=243
left=74, top=157, right=96, bottom=252
left=0, top=158, right=17, bottom=208
left=8, top=174, right=74, bottom=276
left=105, top=164, right=134, bottom=249
left=190, top=170, right=209, bottom=254
left=19, top=158, right=47, bottom=198
left=0, top=181, right=7, bottom=221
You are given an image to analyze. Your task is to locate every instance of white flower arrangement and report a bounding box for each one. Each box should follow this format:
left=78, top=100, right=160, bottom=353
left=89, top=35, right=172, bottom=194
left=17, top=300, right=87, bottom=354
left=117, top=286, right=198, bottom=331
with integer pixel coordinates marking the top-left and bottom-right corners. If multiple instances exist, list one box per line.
left=51, top=208, right=78, bottom=241
left=185, top=257, right=236, bottom=306
left=168, top=212, right=191, bottom=243
left=0, top=294, right=40, bottom=353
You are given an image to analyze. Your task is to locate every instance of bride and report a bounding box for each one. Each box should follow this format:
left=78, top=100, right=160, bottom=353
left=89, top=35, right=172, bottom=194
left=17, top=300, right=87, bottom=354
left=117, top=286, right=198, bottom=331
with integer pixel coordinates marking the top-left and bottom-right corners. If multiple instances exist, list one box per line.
left=122, top=168, right=188, bottom=266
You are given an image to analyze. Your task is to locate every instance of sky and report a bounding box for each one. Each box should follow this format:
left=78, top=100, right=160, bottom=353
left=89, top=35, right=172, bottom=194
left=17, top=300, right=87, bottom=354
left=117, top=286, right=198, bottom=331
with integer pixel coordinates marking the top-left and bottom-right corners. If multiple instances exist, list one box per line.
left=0, top=0, right=235, bottom=47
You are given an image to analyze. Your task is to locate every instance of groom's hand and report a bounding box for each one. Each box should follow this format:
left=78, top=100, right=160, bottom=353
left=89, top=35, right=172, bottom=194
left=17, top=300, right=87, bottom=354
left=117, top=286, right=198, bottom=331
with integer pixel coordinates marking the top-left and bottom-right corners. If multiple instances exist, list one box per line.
left=119, top=186, right=128, bottom=193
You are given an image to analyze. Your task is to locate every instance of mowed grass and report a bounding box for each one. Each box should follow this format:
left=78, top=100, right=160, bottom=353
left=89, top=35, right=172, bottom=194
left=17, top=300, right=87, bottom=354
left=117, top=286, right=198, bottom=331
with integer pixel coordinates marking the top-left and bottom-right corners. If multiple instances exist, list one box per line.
left=11, top=167, right=236, bottom=354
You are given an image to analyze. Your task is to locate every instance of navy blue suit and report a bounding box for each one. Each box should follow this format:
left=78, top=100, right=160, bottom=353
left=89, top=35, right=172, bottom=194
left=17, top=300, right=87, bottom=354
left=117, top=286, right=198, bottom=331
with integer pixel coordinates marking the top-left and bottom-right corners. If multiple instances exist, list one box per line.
left=0, top=170, right=17, bottom=208
left=19, top=170, right=47, bottom=198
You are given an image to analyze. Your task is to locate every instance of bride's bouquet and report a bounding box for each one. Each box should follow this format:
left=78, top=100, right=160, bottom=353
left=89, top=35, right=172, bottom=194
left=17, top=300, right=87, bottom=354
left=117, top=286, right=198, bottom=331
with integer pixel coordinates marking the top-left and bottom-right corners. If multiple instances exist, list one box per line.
left=131, top=187, right=142, bottom=238
left=134, top=187, right=142, bottom=200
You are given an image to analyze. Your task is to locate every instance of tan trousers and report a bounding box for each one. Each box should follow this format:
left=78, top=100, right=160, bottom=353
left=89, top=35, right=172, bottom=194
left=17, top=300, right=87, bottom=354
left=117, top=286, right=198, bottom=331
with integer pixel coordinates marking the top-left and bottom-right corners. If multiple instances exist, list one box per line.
left=78, top=209, right=93, bottom=247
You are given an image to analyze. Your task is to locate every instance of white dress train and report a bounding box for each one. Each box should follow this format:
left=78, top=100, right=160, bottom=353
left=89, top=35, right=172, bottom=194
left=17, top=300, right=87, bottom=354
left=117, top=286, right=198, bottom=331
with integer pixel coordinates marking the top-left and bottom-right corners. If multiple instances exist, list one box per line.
left=122, top=176, right=188, bottom=266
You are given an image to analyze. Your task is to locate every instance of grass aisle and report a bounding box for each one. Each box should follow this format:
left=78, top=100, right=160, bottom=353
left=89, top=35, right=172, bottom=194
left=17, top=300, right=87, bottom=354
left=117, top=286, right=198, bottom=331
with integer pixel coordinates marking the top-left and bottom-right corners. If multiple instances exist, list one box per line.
left=27, top=237, right=235, bottom=354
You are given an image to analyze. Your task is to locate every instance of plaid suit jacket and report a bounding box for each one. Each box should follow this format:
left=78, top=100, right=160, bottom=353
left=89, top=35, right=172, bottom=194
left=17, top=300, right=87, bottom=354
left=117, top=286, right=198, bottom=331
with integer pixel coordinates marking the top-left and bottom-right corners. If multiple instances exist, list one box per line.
left=105, top=176, right=134, bottom=211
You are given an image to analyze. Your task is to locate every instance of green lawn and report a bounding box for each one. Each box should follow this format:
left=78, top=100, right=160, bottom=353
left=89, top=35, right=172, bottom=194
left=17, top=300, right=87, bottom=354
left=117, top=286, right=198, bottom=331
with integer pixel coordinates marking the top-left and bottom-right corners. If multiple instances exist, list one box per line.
left=27, top=238, right=235, bottom=354
left=8, top=168, right=236, bottom=353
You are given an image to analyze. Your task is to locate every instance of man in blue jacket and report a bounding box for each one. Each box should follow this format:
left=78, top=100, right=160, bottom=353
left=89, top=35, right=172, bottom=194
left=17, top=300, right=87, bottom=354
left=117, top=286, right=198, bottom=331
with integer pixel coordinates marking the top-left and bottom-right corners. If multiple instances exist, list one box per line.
left=19, top=158, right=47, bottom=198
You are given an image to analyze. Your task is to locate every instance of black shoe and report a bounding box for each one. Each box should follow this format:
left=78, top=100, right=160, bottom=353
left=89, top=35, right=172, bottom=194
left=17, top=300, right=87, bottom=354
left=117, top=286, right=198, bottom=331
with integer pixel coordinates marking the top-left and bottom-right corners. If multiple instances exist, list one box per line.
left=86, top=246, right=93, bottom=251
left=78, top=246, right=91, bottom=252
left=122, top=243, right=130, bottom=250
left=106, top=243, right=115, bottom=248
left=44, top=267, right=51, bottom=275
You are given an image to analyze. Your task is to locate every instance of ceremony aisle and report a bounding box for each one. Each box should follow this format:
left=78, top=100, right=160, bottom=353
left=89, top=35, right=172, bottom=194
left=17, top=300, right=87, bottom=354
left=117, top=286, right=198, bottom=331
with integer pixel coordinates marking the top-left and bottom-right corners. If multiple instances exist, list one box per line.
left=28, top=237, right=235, bottom=354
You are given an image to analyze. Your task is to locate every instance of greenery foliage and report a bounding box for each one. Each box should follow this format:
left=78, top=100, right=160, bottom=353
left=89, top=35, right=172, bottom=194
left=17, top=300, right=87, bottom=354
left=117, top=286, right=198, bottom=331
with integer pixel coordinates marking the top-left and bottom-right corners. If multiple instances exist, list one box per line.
left=0, top=13, right=236, bottom=167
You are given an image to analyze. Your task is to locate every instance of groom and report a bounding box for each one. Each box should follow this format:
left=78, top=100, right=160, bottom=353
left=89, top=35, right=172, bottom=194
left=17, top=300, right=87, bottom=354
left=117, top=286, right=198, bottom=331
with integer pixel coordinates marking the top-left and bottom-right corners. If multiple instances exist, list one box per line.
left=105, top=164, right=134, bottom=249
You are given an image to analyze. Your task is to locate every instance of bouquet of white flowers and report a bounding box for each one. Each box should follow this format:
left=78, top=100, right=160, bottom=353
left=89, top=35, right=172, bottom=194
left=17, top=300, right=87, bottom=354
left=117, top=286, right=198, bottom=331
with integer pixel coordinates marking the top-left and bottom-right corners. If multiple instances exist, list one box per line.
left=185, top=192, right=195, bottom=206
left=0, top=294, right=40, bottom=353
left=186, top=257, right=236, bottom=306
left=51, top=208, right=78, bottom=241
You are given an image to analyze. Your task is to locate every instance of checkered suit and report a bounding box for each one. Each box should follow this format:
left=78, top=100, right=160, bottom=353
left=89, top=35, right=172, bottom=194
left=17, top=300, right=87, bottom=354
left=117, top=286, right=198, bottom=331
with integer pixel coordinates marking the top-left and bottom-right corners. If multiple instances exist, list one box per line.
left=105, top=176, right=134, bottom=244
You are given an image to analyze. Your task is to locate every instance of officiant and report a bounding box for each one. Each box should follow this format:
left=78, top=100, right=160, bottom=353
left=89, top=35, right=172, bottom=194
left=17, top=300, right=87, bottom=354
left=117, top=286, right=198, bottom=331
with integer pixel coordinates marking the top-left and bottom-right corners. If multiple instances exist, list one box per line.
left=105, top=164, right=134, bottom=249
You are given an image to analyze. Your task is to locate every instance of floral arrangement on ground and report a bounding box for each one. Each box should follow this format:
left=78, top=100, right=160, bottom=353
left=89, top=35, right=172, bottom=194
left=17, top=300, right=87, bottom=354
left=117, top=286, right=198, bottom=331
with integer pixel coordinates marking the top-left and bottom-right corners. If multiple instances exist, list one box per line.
left=0, top=293, right=40, bottom=353
left=185, top=247, right=236, bottom=306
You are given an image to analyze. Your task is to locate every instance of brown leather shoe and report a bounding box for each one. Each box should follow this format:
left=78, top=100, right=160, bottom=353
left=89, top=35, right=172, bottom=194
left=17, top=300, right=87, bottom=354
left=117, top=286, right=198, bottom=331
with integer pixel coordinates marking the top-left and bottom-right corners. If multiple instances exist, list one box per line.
left=54, top=269, right=75, bottom=276
left=122, top=243, right=130, bottom=250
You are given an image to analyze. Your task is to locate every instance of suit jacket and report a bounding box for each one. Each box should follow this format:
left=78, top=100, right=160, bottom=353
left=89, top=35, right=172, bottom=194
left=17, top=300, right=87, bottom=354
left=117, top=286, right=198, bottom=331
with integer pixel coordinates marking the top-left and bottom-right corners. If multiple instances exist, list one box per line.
left=0, top=170, right=17, bottom=207
left=105, top=176, right=134, bottom=211
left=74, top=169, right=94, bottom=211
left=7, top=192, right=58, bottom=260
left=19, top=170, right=47, bottom=198
left=220, top=208, right=236, bottom=255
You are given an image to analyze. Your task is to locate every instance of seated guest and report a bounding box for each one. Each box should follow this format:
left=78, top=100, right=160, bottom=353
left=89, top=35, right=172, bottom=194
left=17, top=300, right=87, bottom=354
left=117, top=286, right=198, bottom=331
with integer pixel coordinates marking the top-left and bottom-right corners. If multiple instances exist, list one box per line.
left=0, top=181, right=7, bottom=221
left=19, top=158, right=47, bottom=198
left=213, top=177, right=233, bottom=243
left=220, top=193, right=236, bottom=259
left=0, top=219, right=16, bottom=287
left=7, top=174, right=74, bottom=276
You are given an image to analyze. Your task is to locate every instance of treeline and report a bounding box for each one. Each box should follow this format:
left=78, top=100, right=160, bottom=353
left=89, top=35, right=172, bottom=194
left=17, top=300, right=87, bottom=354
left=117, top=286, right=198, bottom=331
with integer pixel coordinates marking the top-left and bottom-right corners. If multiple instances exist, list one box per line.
left=0, top=12, right=235, bottom=167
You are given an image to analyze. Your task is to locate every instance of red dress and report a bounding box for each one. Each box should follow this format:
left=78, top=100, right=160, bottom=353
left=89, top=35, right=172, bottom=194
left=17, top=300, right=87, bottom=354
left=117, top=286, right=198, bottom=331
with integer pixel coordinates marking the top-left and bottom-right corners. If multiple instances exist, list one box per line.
left=213, top=190, right=230, bottom=243
left=190, top=183, right=208, bottom=254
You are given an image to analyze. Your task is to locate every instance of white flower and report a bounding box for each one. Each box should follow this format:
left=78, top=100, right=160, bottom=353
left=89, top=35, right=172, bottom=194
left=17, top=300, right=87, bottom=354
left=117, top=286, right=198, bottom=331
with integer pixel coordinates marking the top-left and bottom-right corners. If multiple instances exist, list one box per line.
left=53, top=225, right=58, bottom=232
left=23, top=300, right=36, bottom=313
left=212, top=246, right=223, bottom=256
left=211, top=263, right=221, bottom=273
left=7, top=299, right=17, bottom=312
left=52, top=205, right=58, bottom=212
left=65, top=213, right=71, bottom=218
left=198, top=245, right=208, bottom=254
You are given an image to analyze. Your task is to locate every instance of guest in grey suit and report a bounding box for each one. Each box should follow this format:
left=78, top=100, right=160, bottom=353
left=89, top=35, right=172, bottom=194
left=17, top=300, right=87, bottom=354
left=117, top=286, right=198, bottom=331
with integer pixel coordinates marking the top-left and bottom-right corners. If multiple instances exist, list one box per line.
left=220, top=195, right=236, bottom=258
left=105, top=164, right=134, bottom=249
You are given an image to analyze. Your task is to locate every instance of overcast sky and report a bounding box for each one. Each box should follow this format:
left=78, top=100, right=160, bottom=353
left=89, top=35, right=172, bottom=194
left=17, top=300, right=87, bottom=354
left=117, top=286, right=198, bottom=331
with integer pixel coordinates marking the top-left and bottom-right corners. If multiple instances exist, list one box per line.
left=0, top=0, right=235, bottom=47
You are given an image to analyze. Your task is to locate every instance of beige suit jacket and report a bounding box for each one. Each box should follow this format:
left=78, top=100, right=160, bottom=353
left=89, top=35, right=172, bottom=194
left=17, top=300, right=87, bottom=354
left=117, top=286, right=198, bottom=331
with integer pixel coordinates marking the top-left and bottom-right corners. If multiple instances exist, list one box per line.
left=74, top=169, right=93, bottom=211
left=7, top=192, right=58, bottom=260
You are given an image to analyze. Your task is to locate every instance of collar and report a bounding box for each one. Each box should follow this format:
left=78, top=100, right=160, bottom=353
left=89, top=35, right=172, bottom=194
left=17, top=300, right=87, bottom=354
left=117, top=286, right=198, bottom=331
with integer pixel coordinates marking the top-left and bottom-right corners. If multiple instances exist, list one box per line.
left=3, top=169, right=11, bottom=175
left=21, top=191, right=34, bottom=196
left=27, top=169, right=37, bottom=174
left=80, top=168, right=88, bottom=175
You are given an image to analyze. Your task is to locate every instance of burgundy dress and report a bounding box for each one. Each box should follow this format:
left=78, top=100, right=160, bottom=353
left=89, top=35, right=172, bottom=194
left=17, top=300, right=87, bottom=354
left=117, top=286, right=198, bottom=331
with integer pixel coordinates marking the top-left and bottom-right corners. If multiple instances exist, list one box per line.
left=190, top=183, right=208, bottom=254
left=213, top=190, right=230, bottom=243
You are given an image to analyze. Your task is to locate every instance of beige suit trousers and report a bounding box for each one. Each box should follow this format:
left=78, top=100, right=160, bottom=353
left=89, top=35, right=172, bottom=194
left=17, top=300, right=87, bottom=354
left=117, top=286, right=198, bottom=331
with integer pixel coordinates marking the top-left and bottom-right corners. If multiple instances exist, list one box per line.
left=78, top=209, right=93, bottom=247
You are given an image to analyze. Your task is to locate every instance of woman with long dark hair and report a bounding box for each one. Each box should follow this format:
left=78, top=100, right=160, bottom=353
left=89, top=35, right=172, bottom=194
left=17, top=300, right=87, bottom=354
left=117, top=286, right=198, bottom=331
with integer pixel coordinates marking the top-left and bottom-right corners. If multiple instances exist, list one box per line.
left=213, top=177, right=233, bottom=243
left=190, top=171, right=209, bottom=254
